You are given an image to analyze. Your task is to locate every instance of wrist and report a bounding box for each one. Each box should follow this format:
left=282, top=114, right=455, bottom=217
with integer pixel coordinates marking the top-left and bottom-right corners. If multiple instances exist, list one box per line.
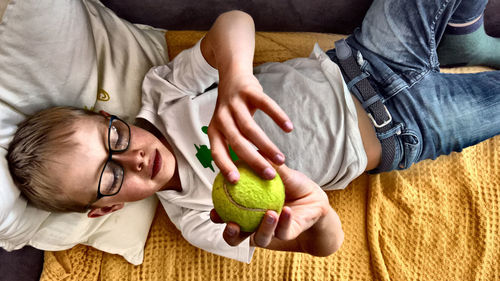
left=315, top=208, right=344, bottom=255
left=217, top=57, right=253, bottom=78
left=298, top=205, right=344, bottom=257
left=312, top=207, right=336, bottom=233
left=200, top=36, right=217, bottom=69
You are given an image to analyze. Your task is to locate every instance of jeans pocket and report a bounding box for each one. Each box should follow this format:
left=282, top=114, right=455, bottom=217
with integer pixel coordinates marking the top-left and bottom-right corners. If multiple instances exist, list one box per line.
left=398, top=130, right=422, bottom=169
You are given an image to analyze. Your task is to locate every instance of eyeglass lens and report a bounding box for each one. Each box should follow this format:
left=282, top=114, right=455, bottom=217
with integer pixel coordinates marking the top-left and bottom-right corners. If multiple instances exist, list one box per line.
left=108, top=118, right=130, bottom=151
left=100, top=161, right=124, bottom=195
left=99, top=117, right=130, bottom=196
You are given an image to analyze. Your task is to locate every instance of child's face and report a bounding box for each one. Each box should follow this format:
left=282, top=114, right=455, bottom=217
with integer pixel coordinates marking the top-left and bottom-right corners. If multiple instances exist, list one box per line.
left=48, top=115, right=177, bottom=211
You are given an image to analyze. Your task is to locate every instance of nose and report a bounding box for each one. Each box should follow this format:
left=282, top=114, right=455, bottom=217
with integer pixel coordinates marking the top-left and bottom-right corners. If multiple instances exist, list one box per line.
left=112, top=149, right=145, bottom=172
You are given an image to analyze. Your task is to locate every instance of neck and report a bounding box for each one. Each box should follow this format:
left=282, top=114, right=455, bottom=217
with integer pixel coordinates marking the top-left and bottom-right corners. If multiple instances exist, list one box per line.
left=162, top=167, right=182, bottom=191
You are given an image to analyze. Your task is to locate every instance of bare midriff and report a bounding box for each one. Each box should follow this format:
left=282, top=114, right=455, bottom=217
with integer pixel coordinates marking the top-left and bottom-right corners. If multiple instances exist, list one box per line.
left=351, top=94, right=382, bottom=171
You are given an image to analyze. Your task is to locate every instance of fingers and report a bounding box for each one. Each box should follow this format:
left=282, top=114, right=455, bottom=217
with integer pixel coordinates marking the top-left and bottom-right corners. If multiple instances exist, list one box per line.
left=275, top=163, right=317, bottom=200
left=274, top=206, right=293, bottom=240
left=211, top=209, right=281, bottom=248
left=222, top=222, right=252, bottom=247
left=234, top=89, right=292, bottom=168
left=232, top=102, right=285, bottom=165
left=207, top=125, right=240, bottom=183
left=211, top=209, right=253, bottom=247
left=209, top=107, right=279, bottom=181
left=250, top=92, right=293, bottom=133
left=252, top=210, right=279, bottom=247
left=209, top=77, right=293, bottom=182
left=210, top=209, right=224, bottom=223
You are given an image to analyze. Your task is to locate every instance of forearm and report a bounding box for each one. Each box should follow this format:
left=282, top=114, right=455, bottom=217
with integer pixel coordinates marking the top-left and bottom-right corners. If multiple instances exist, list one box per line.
left=200, top=10, right=255, bottom=76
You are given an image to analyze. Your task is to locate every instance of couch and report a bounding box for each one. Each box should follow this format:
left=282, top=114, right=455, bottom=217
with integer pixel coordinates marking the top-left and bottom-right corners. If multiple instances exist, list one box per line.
left=1, top=0, right=499, bottom=280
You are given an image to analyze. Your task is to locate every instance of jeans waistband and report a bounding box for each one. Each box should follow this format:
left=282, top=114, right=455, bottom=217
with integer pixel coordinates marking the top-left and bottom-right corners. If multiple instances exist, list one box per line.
left=326, top=39, right=401, bottom=173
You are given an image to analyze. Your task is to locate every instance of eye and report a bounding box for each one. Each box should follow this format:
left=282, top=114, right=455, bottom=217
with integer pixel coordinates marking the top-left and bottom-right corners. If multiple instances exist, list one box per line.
left=108, top=118, right=130, bottom=151
left=109, top=125, right=125, bottom=150
left=109, top=125, right=118, bottom=146
left=109, top=168, right=122, bottom=194
left=101, top=163, right=124, bottom=195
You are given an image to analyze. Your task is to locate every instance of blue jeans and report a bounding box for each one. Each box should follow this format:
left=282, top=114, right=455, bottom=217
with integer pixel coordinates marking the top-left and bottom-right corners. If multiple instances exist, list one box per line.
left=329, top=0, right=500, bottom=172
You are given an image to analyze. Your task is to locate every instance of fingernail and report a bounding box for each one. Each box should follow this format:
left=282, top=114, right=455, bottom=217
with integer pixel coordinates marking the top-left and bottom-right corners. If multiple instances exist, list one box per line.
left=273, top=153, right=285, bottom=164
left=263, top=167, right=276, bottom=179
left=266, top=215, right=275, bottom=224
left=283, top=121, right=293, bottom=131
left=226, top=227, right=236, bottom=236
left=227, top=171, right=240, bottom=183
left=281, top=209, right=291, bottom=220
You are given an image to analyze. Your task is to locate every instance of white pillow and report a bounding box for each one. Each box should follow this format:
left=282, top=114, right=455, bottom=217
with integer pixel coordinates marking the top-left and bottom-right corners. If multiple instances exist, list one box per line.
left=0, top=0, right=168, bottom=265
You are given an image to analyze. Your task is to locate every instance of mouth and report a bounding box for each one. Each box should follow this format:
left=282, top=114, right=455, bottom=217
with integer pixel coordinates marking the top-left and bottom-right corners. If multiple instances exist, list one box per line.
left=151, top=149, right=162, bottom=179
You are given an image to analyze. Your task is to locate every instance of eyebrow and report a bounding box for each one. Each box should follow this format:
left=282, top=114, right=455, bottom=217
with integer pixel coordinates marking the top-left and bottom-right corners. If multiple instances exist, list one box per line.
left=93, top=116, right=110, bottom=173
left=86, top=117, right=111, bottom=205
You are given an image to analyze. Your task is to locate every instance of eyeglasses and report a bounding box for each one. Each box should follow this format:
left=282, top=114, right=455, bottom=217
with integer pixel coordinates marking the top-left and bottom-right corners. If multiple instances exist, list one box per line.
left=91, top=115, right=131, bottom=205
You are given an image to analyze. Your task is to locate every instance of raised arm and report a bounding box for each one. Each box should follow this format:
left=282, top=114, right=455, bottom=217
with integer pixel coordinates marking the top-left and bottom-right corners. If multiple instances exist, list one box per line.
left=200, top=11, right=293, bottom=183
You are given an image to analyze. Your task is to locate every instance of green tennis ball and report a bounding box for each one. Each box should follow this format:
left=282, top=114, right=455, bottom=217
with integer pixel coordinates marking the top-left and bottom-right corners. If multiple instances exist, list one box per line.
left=212, top=163, right=285, bottom=232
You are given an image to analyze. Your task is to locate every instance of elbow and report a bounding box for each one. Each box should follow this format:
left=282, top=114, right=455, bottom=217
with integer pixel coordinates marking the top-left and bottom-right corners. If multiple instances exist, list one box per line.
left=221, top=10, right=251, bottom=18
left=217, top=10, right=253, bottom=24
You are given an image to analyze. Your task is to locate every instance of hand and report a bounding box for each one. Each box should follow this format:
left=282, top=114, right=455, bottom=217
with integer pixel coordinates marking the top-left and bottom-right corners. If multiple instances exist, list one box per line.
left=207, top=71, right=293, bottom=183
left=210, top=164, right=337, bottom=252
left=200, top=10, right=293, bottom=183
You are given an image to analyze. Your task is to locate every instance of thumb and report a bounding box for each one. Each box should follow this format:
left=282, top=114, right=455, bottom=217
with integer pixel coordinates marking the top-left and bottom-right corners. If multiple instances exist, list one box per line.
left=273, top=163, right=293, bottom=181
left=273, top=164, right=308, bottom=194
left=259, top=151, right=306, bottom=190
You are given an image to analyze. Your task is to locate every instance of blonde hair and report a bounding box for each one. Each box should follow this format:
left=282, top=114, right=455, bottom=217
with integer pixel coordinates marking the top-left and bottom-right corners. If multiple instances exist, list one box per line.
left=7, top=106, right=99, bottom=213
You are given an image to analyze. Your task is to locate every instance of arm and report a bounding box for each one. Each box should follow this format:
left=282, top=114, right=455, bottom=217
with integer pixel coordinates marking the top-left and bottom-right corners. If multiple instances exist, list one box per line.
left=211, top=164, right=344, bottom=257
left=200, top=11, right=293, bottom=183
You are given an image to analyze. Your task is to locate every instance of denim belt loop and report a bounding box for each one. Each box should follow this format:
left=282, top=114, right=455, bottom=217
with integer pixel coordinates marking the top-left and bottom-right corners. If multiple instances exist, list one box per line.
left=333, top=39, right=397, bottom=172
left=377, top=123, right=403, bottom=140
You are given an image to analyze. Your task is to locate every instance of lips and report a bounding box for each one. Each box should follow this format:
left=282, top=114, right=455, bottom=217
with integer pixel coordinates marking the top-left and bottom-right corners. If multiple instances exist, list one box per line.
left=151, top=149, right=162, bottom=179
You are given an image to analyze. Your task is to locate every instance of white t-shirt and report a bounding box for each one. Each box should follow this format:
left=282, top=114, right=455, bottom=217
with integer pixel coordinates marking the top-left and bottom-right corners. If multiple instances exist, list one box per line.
left=137, top=40, right=366, bottom=263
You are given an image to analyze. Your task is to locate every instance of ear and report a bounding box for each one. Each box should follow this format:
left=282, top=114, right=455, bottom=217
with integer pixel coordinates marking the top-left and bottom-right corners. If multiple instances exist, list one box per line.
left=87, top=203, right=124, bottom=218
left=99, top=110, right=111, bottom=118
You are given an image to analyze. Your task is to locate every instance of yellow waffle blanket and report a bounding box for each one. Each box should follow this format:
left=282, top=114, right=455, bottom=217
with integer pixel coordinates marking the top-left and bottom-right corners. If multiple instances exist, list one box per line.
left=41, top=31, right=500, bottom=281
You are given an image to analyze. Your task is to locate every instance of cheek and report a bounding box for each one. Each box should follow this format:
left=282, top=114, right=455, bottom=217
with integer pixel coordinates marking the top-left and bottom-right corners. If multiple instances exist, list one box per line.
left=121, top=178, right=156, bottom=201
left=131, top=126, right=157, bottom=145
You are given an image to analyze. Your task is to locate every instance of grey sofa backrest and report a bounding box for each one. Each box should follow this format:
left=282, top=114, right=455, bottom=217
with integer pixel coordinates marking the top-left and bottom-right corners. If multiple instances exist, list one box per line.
left=101, top=0, right=500, bottom=36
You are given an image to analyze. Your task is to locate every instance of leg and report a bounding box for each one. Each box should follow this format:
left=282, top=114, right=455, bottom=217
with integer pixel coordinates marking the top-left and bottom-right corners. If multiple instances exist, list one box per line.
left=385, top=71, right=500, bottom=168
left=347, top=0, right=465, bottom=77
left=437, top=0, right=500, bottom=69
left=445, top=0, right=488, bottom=23
left=333, top=0, right=499, bottom=171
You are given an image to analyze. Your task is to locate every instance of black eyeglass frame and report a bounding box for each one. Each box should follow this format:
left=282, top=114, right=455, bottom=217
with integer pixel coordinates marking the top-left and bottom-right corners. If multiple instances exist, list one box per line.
left=92, top=115, right=131, bottom=204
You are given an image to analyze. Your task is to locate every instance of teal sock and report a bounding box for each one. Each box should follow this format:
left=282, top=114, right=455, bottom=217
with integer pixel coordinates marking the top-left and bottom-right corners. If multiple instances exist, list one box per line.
left=437, top=17, right=500, bottom=69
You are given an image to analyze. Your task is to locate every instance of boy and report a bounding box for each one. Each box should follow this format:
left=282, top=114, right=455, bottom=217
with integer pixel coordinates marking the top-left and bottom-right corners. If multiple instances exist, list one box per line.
left=8, top=0, right=500, bottom=262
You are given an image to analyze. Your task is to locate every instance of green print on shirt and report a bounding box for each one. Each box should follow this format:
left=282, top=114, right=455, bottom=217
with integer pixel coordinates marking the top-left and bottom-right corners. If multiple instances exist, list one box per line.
left=194, top=126, right=239, bottom=172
